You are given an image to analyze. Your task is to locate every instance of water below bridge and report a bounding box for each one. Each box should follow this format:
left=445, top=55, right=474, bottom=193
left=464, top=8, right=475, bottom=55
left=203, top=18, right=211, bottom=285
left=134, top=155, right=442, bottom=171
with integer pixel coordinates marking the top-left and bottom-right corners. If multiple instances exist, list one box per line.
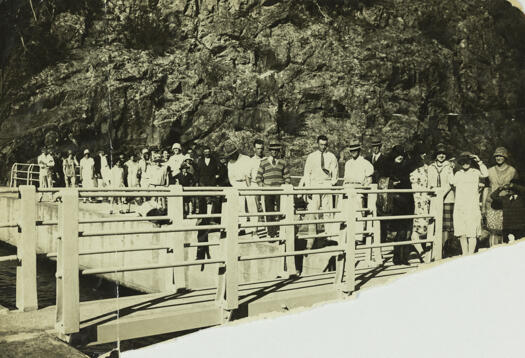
left=0, top=241, right=199, bottom=356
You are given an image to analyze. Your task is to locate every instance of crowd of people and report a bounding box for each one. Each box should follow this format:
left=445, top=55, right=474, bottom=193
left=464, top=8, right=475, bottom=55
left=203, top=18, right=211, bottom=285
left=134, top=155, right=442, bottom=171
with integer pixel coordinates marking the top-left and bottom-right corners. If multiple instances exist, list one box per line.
left=35, top=135, right=525, bottom=260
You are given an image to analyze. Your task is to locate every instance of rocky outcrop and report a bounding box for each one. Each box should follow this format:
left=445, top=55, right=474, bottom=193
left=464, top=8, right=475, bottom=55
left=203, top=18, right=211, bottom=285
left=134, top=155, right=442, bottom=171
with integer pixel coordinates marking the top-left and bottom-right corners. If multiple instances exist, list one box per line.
left=1, top=0, right=524, bottom=181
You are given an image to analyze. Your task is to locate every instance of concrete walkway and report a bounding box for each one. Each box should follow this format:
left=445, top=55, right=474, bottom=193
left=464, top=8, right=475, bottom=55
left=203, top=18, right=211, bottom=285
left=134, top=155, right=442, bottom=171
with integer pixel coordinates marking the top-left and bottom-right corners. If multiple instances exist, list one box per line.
left=0, top=305, right=88, bottom=358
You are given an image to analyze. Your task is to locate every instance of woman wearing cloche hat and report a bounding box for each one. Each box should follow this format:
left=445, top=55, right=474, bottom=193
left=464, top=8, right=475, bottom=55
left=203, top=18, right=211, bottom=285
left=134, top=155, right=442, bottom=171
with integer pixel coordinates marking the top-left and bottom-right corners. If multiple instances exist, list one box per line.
left=451, top=151, right=488, bottom=256
left=484, top=146, right=518, bottom=247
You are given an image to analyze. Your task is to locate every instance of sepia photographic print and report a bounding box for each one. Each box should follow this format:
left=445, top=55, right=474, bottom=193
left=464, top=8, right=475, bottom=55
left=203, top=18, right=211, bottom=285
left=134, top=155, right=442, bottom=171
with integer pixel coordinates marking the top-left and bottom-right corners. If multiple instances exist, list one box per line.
left=1, top=0, right=524, bottom=357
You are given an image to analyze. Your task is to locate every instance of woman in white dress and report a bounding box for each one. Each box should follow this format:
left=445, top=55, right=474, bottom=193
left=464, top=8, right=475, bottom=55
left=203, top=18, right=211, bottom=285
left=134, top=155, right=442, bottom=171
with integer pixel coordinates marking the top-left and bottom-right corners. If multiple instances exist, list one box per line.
left=451, top=152, right=488, bottom=255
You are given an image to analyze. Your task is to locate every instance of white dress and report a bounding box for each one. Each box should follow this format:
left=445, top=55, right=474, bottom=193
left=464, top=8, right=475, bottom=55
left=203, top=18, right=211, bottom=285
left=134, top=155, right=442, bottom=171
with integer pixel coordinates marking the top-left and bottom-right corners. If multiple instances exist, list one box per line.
left=451, top=168, right=485, bottom=237
left=79, top=157, right=96, bottom=188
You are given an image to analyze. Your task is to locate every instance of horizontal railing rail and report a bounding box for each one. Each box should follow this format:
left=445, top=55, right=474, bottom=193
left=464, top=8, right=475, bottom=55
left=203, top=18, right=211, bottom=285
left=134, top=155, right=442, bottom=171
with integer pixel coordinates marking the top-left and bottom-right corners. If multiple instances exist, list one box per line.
left=47, top=183, right=444, bottom=340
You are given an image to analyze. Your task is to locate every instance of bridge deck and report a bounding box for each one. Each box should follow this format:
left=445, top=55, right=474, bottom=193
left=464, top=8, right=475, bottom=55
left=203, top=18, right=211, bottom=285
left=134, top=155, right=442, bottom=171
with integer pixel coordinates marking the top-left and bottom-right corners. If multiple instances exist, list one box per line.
left=73, top=250, right=424, bottom=345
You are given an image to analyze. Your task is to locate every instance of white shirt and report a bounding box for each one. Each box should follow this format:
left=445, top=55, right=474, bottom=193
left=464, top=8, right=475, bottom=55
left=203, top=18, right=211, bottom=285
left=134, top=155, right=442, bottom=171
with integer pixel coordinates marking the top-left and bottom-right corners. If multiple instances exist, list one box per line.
left=250, top=155, right=264, bottom=183
left=372, top=153, right=382, bottom=164
left=79, top=157, right=95, bottom=180
left=38, top=154, right=55, bottom=173
left=303, top=150, right=339, bottom=186
left=167, top=154, right=185, bottom=177
left=428, top=160, right=455, bottom=203
left=99, top=155, right=110, bottom=178
left=344, top=156, right=374, bottom=185
left=228, top=154, right=252, bottom=187
left=109, top=166, right=125, bottom=188
left=147, top=165, right=167, bottom=186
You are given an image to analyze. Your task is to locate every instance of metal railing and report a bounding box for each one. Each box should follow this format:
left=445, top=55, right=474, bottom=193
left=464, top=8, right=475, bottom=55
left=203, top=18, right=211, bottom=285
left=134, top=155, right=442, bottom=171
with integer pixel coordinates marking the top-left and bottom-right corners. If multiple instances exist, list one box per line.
left=9, top=162, right=81, bottom=188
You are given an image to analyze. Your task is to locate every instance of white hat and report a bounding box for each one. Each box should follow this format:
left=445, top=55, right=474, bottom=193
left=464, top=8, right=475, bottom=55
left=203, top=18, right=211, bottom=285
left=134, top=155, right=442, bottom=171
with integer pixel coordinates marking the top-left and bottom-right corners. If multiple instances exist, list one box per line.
left=172, top=143, right=182, bottom=150
left=83, top=149, right=90, bottom=154
left=142, top=148, right=149, bottom=154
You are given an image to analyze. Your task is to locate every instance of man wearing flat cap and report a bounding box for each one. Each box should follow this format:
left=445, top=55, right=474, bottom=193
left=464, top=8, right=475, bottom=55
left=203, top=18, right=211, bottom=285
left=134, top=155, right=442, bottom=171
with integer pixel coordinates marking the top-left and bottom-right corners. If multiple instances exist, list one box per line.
left=344, top=139, right=374, bottom=186
left=256, top=140, right=291, bottom=238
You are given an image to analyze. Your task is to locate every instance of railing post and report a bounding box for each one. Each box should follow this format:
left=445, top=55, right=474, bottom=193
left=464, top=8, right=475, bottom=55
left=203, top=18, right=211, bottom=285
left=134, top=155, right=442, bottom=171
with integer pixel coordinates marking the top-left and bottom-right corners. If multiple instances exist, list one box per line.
left=281, top=184, right=296, bottom=277
left=341, top=187, right=358, bottom=294
left=167, top=185, right=186, bottom=291
left=368, top=184, right=382, bottom=263
left=431, top=188, right=444, bottom=261
left=56, top=188, right=80, bottom=336
left=16, top=185, right=38, bottom=311
left=223, top=188, right=239, bottom=313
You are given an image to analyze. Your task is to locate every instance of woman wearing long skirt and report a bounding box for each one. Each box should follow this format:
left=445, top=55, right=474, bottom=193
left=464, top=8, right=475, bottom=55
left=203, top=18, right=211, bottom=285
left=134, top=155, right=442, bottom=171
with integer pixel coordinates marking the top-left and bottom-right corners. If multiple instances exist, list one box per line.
left=484, top=147, right=518, bottom=247
left=451, top=152, right=488, bottom=255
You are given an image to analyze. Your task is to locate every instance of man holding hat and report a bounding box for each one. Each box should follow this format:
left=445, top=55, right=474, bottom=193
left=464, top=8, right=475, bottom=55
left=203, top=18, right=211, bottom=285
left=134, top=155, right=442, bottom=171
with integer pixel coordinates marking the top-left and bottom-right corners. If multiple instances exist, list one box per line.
left=256, top=140, right=291, bottom=238
left=343, top=139, right=374, bottom=186
left=428, top=143, right=455, bottom=250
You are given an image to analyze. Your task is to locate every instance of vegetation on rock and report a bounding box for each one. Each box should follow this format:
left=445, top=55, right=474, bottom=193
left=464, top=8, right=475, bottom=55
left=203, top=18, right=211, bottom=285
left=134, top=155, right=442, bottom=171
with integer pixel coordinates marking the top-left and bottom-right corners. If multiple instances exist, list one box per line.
left=0, top=0, right=524, bottom=181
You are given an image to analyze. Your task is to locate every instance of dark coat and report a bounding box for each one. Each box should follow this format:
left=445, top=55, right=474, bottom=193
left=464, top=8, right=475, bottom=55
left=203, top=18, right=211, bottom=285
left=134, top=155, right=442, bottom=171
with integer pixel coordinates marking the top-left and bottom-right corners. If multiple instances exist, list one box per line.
left=386, top=158, right=415, bottom=231
left=195, top=157, right=220, bottom=186
left=367, top=152, right=388, bottom=183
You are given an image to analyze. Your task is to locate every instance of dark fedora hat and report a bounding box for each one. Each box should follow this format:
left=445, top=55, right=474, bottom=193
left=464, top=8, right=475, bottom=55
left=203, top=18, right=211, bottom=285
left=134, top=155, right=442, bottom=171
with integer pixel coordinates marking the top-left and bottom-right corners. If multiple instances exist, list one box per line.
left=348, top=139, right=361, bottom=151
left=370, top=136, right=382, bottom=147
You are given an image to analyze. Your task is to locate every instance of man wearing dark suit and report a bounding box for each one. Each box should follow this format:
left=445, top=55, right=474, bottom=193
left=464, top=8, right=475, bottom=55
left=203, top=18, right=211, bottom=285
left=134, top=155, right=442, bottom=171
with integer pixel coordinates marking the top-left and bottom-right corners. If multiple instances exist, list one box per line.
left=367, top=136, right=387, bottom=183
left=195, top=146, right=221, bottom=214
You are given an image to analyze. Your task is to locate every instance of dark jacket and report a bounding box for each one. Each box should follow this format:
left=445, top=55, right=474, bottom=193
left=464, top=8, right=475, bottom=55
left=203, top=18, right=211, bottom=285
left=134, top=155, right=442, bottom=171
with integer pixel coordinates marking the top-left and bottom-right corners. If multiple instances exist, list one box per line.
left=367, top=152, right=388, bottom=183
left=195, top=157, right=220, bottom=186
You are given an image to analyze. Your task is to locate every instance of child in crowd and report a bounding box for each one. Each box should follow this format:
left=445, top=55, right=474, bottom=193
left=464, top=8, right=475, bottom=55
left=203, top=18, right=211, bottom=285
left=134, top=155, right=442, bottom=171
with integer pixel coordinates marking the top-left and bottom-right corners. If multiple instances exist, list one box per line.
left=174, top=163, right=196, bottom=215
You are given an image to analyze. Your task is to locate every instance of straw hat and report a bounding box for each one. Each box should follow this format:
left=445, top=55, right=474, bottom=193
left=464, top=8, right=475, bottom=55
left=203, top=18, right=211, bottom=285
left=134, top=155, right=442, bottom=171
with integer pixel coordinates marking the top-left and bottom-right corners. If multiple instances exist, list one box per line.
left=370, top=136, right=382, bottom=147
left=348, top=139, right=361, bottom=151
left=268, top=140, right=282, bottom=150
left=223, top=141, right=239, bottom=158
left=83, top=149, right=90, bottom=154
left=172, top=143, right=182, bottom=150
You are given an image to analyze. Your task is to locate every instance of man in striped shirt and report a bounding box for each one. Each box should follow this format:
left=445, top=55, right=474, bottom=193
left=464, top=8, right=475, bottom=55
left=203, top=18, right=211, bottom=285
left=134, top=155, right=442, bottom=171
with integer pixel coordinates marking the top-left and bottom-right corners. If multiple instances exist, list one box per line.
left=256, top=141, right=291, bottom=238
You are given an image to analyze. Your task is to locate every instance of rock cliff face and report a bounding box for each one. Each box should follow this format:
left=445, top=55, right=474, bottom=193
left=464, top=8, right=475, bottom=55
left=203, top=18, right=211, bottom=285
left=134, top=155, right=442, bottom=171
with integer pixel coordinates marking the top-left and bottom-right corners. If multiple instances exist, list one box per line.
left=1, top=0, right=525, bottom=180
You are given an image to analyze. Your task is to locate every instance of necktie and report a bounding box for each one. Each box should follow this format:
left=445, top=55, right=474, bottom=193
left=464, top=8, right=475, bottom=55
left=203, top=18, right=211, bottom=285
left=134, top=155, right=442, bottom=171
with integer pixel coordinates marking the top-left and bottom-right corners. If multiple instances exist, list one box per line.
left=272, top=158, right=276, bottom=166
left=321, top=152, right=330, bottom=175
left=435, top=165, right=443, bottom=187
